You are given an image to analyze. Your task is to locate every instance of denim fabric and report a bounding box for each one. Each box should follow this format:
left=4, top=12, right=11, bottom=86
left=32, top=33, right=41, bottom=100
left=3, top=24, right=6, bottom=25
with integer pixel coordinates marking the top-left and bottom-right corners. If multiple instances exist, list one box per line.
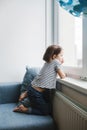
left=18, top=97, right=31, bottom=107
left=27, top=86, right=51, bottom=115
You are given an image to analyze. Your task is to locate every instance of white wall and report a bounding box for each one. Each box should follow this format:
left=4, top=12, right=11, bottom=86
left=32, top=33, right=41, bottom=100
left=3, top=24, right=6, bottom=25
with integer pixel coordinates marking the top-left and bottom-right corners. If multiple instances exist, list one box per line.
left=0, top=0, right=45, bottom=82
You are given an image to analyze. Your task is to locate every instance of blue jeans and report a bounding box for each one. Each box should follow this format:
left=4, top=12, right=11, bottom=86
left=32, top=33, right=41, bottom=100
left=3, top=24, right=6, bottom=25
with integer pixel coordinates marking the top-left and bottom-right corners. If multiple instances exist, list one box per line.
left=27, top=85, right=51, bottom=115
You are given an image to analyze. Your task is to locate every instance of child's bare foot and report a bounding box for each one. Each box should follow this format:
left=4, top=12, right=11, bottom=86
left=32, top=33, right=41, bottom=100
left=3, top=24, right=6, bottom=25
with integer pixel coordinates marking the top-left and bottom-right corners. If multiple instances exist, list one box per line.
left=13, top=105, right=28, bottom=113
left=19, top=104, right=28, bottom=112
left=13, top=106, right=20, bottom=112
left=19, top=91, right=28, bottom=101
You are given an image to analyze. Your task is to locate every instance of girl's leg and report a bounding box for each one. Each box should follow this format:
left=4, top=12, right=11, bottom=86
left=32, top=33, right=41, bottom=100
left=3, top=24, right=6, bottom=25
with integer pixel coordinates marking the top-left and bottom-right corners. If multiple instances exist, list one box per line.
left=14, top=86, right=51, bottom=115
left=13, top=97, right=30, bottom=112
left=27, top=87, right=51, bottom=115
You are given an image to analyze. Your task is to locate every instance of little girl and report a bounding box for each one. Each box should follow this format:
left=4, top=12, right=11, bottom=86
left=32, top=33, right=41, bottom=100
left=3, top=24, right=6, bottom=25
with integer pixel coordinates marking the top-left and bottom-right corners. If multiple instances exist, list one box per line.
left=13, top=45, right=66, bottom=115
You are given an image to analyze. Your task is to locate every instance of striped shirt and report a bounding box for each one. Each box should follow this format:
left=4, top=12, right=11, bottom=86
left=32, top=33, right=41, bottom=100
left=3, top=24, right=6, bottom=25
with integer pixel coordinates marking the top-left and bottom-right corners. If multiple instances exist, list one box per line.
left=31, top=59, right=61, bottom=89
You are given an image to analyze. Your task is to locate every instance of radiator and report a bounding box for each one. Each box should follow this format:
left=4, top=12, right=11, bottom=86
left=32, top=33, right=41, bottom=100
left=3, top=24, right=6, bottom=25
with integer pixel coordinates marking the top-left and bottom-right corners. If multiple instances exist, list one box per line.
left=53, top=92, right=87, bottom=130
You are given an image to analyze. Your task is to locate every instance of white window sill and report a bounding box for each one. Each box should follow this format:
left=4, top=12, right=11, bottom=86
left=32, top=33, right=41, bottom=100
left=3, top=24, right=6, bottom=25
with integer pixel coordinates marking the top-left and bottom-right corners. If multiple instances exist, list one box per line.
left=57, top=77, right=87, bottom=95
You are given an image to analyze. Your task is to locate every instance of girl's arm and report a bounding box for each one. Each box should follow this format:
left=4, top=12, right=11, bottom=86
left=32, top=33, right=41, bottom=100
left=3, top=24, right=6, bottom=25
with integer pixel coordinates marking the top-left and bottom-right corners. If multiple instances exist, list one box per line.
left=19, top=91, right=28, bottom=101
left=57, top=69, right=66, bottom=79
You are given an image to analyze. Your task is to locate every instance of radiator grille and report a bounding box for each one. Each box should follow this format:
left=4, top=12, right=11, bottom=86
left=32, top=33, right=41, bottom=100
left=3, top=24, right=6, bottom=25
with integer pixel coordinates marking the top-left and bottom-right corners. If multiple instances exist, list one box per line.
left=53, top=92, right=87, bottom=130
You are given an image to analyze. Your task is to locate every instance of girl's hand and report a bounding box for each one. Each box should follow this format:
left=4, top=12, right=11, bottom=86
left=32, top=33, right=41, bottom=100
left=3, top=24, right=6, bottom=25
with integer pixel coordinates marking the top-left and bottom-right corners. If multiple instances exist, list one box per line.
left=57, top=69, right=66, bottom=79
left=60, top=58, right=64, bottom=64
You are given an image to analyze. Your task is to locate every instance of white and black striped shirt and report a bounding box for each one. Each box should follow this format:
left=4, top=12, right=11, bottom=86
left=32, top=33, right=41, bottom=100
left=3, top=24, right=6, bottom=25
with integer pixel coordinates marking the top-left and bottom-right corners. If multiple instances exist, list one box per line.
left=31, top=59, right=61, bottom=89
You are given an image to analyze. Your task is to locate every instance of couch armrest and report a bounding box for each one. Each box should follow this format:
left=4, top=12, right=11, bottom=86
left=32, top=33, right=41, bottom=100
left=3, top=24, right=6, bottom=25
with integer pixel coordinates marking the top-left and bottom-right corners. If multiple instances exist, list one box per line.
left=0, top=82, right=21, bottom=104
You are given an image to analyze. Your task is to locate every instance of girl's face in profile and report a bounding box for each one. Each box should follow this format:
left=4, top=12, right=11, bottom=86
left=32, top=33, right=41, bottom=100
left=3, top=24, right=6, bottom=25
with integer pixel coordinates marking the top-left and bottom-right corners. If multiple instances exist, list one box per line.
left=56, top=50, right=64, bottom=64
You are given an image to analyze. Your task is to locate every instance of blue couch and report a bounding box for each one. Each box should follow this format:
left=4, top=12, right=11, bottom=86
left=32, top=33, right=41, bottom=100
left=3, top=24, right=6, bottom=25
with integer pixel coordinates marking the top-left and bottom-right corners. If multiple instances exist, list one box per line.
left=0, top=82, right=56, bottom=130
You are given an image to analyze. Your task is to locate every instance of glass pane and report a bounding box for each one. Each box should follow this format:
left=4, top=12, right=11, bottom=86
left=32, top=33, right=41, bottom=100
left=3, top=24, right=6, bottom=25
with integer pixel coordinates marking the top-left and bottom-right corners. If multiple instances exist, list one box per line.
left=74, top=17, right=82, bottom=67
left=58, top=6, right=82, bottom=67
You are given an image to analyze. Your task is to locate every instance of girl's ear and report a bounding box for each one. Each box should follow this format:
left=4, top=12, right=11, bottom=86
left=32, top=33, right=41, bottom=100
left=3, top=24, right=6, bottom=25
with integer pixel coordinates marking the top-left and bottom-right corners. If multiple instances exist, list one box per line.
left=52, top=54, right=56, bottom=59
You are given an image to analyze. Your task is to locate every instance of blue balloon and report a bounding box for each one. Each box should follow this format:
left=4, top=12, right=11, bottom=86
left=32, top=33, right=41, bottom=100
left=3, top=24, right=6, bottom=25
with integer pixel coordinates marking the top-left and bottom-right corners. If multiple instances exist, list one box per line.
left=56, top=0, right=87, bottom=17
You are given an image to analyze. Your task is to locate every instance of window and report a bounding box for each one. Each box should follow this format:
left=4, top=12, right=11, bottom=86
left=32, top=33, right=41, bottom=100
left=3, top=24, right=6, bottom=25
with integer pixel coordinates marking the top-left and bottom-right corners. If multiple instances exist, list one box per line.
left=55, top=1, right=87, bottom=80
left=74, top=18, right=82, bottom=67
left=58, top=6, right=82, bottom=68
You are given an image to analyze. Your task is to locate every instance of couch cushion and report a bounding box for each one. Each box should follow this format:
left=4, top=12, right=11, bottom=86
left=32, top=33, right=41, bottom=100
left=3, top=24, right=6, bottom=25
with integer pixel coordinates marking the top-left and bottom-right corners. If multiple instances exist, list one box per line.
left=20, top=66, right=40, bottom=93
left=0, top=103, right=56, bottom=130
left=0, top=83, right=21, bottom=104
